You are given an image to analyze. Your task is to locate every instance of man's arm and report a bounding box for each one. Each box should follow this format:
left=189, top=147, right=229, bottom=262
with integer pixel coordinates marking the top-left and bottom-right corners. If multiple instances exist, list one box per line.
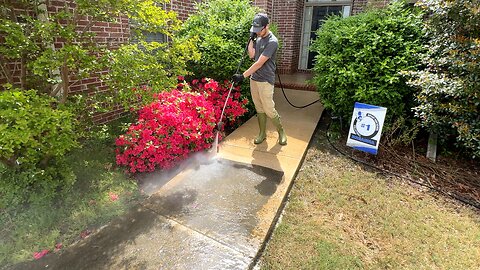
left=248, top=39, right=255, bottom=59
left=243, top=54, right=269, bottom=78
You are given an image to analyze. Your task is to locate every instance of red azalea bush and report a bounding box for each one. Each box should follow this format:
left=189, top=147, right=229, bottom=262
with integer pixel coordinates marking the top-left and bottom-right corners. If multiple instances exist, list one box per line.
left=178, top=77, right=249, bottom=132
left=116, top=78, right=248, bottom=173
left=116, top=90, right=216, bottom=173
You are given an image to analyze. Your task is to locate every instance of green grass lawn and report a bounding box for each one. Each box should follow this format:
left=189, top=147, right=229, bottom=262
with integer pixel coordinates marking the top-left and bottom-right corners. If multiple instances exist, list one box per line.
left=0, top=118, right=144, bottom=268
left=260, top=124, right=480, bottom=270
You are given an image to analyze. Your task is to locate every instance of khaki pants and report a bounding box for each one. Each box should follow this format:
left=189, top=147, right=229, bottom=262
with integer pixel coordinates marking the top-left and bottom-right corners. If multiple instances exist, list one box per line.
left=250, top=79, right=279, bottom=119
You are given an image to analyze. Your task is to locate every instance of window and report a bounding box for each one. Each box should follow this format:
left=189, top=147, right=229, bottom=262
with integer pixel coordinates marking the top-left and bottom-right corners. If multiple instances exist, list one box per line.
left=299, top=1, right=352, bottom=70
left=129, top=14, right=167, bottom=45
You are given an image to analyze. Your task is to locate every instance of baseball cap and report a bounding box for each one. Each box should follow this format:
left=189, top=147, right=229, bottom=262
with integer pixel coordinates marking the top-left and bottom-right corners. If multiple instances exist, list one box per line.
left=250, top=13, right=269, bottom=33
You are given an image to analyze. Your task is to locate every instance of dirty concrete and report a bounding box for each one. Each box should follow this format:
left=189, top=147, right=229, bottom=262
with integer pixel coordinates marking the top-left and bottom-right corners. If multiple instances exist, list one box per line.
left=12, top=159, right=285, bottom=270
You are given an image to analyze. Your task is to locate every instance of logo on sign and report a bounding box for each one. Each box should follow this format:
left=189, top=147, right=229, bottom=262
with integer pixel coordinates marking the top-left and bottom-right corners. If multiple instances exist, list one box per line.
left=350, top=111, right=380, bottom=146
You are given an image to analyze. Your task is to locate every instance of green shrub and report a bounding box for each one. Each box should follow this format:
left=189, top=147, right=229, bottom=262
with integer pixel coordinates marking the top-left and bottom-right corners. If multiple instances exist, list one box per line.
left=311, top=2, right=425, bottom=126
left=178, top=0, right=260, bottom=80
left=0, top=161, right=76, bottom=208
left=0, top=89, right=78, bottom=206
left=406, top=0, right=480, bottom=158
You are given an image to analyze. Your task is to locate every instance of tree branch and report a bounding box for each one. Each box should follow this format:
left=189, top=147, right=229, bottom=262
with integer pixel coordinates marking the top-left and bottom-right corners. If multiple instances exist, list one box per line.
left=20, top=54, right=26, bottom=89
left=60, top=62, right=69, bottom=103
left=50, top=82, right=62, bottom=97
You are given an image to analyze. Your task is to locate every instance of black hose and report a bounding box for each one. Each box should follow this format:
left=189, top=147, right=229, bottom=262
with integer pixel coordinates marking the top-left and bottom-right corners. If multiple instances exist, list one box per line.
left=235, top=37, right=251, bottom=74
left=325, top=116, right=480, bottom=210
left=276, top=71, right=320, bottom=109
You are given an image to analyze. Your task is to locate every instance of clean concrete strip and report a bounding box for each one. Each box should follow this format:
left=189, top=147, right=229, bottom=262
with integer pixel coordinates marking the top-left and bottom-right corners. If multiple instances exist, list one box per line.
left=218, top=88, right=323, bottom=266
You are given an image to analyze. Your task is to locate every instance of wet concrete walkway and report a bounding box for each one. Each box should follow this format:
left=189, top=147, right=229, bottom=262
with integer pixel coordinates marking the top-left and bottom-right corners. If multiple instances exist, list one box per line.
left=14, top=88, right=323, bottom=270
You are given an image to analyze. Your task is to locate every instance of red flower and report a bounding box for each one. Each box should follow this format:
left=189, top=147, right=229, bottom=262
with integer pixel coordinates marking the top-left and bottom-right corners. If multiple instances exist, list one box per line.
left=33, top=249, right=49, bottom=260
left=54, top=243, right=63, bottom=252
left=80, top=229, right=91, bottom=239
left=115, top=78, right=247, bottom=173
left=109, top=192, right=119, bottom=201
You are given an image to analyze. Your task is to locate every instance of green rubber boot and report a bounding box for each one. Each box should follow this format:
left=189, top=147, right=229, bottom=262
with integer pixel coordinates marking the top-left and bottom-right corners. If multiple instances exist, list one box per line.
left=254, top=113, right=267, bottom=144
left=271, top=115, right=287, bottom=145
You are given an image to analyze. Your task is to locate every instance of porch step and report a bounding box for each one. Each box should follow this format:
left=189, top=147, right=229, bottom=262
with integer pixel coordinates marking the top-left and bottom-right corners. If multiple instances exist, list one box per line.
left=274, top=81, right=316, bottom=91
left=275, top=72, right=317, bottom=91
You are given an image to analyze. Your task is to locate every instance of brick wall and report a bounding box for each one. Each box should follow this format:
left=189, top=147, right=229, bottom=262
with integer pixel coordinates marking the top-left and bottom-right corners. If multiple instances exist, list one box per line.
left=271, top=0, right=304, bottom=74
left=0, top=5, right=34, bottom=87
left=352, top=0, right=369, bottom=15
left=251, top=0, right=274, bottom=17
left=168, top=0, right=200, bottom=21
left=48, top=0, right=131, bottom=123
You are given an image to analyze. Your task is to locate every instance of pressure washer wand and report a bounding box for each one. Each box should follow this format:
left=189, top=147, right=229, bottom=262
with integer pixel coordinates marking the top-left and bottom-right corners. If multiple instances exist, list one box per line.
left=216, top=35, right=252, bottom=139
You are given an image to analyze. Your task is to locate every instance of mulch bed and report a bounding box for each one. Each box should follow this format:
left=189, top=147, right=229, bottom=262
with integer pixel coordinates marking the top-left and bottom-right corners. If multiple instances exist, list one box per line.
left=326, top=129, right=480, bottom=210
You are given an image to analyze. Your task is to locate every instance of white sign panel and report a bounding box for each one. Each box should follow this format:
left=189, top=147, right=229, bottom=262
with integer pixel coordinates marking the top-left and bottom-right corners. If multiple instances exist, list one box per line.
left=346, top=102, right=387, bottom=154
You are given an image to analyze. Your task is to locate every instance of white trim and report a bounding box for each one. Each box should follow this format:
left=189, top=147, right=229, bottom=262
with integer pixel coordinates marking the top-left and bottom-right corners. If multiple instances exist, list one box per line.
left=343, top=5, right=351, bottom=18
left=304, top=0, right=352, bottom=6
left=299, top=6, right=312, bottom=70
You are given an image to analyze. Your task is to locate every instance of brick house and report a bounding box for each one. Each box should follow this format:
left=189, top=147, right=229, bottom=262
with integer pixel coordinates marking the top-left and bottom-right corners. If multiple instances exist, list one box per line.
left=1, top=0, right=370, bottom=123
left=169, top=0, right=369, bottom=73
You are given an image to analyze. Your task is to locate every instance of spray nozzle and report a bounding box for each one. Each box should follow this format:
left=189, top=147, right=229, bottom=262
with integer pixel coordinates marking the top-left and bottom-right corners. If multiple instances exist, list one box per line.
left=250, top=32, right=257, bottom=40
left=215, top=121, right=224, bottom=131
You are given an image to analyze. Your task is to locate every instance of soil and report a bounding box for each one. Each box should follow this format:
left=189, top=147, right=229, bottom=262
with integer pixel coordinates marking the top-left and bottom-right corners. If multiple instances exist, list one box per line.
left=322, top=116, right=480, bottom=211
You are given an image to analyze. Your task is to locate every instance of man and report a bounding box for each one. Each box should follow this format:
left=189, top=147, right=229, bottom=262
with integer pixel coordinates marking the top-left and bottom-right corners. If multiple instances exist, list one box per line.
left=232, top=13, right=287, bottom=145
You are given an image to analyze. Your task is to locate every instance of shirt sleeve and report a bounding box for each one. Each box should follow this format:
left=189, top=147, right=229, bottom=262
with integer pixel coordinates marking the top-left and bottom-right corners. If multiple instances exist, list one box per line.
left=261, top=40, right=278, bottom=59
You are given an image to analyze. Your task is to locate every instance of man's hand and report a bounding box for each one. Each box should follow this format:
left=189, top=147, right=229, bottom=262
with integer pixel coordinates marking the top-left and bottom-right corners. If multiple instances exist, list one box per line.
left=232, top=74, right=245, bottom=84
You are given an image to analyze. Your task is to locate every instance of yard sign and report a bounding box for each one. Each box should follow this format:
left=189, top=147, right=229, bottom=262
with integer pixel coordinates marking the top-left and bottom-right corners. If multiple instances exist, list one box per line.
left=346, top=102, right=387, bottom=155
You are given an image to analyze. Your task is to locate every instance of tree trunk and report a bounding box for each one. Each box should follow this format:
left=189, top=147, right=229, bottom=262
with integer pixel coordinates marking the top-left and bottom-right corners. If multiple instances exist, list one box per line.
left=60, top=63, right=69, bottom=103
left=37, top=1, right=62, bottom=98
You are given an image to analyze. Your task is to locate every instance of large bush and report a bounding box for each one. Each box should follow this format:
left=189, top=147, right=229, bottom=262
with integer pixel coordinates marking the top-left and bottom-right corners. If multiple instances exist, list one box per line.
left=0, top=89, right=78, bottom=206
left=178, top=0, right=260, bottom=80
left=116, top=78, right=247, bottom=173
left=311, top=2, right=425, bottom=126
left=406, top=0, right=480, bottom=158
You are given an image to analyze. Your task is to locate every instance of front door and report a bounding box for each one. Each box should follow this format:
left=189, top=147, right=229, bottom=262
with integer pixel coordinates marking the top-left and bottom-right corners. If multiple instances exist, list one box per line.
left=299, top=2, right=352, bottom=70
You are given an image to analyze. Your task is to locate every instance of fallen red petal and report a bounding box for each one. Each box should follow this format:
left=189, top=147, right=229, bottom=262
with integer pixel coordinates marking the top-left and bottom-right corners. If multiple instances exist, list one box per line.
left=80, top=229, right=91, bottom=239
left=109, top=192, right=119, bottom=201
left=33, top=249, right=49, bottom=260
left=54, top=243, right=63, bottom=251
